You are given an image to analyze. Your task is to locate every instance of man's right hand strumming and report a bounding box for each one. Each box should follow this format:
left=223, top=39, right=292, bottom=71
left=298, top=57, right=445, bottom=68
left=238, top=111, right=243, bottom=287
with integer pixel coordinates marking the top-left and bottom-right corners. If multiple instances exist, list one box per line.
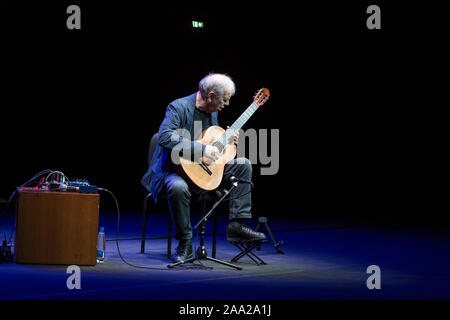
left=203, top=145, right=220, bottom=165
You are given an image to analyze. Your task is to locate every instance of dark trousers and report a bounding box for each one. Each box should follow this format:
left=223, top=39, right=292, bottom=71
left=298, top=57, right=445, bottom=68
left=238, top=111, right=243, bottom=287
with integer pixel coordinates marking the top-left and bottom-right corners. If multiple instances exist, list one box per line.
left=164, top=157, right=252, bottom=240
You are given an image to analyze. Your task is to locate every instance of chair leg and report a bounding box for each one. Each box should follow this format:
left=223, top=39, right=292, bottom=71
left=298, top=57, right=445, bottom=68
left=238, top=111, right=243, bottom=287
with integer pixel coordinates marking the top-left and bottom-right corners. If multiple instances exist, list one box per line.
left=212, top=214, right=218, bottom=258
left=141, top=193, right=152, bottom=254
left=167, top=214, right=172, bottom=259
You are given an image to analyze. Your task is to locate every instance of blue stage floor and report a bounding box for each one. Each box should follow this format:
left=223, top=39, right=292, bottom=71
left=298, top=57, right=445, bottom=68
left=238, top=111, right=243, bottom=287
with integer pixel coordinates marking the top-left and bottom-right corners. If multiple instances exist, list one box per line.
left=1, top=211, right=450, bottom=300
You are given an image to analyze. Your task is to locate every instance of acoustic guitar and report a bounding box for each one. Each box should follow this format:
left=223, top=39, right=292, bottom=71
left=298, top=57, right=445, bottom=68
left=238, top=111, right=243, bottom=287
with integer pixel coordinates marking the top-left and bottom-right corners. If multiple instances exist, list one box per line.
left=179, top=88, right=270, bottom=191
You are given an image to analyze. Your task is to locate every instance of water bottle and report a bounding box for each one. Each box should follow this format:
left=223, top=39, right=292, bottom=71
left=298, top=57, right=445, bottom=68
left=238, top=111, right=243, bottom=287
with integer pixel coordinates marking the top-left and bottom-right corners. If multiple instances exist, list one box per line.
left=97, top=227, right=105, bottom=263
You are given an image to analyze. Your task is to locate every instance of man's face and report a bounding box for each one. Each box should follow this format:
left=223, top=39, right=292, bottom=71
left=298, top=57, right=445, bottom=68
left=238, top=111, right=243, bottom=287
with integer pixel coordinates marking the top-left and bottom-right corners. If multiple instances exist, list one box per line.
left=206, top=91, right=232, bottom=113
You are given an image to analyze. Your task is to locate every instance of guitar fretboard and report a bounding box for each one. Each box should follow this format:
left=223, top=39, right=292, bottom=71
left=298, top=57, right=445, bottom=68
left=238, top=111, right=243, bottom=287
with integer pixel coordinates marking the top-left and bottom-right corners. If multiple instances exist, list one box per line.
left=218, top=102, right=259, bottom=150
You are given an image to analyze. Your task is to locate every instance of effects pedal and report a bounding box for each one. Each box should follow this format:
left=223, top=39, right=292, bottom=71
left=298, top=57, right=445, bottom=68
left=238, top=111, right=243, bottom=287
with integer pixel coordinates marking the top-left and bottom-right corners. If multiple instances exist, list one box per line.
left=68, top=179, right=98, bottom=193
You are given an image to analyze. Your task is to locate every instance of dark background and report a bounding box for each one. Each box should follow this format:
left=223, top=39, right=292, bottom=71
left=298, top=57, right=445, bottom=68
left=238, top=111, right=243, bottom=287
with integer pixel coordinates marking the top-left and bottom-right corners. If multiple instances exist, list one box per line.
left=0, top=1, right=447, bottom=227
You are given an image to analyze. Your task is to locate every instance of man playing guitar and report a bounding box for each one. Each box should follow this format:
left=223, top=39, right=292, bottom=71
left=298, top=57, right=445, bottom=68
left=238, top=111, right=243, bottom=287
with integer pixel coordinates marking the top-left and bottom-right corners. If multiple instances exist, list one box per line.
left=141, top=73, right=266, bottom=263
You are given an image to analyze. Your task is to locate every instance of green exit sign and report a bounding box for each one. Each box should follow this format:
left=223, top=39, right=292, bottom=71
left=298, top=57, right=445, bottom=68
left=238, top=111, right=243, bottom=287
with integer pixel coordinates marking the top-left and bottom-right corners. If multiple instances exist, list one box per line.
left=192, top=21, right=204, bottom=28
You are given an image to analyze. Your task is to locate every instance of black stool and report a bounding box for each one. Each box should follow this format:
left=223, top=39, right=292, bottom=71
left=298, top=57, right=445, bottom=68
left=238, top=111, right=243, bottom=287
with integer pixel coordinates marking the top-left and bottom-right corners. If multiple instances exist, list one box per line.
left=228, top=239, right=269, bottom=265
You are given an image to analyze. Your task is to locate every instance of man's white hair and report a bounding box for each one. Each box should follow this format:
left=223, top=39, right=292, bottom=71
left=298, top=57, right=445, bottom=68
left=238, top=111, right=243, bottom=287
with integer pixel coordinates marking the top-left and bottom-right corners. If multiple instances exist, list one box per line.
left=198, top=73, right=236, bottom=98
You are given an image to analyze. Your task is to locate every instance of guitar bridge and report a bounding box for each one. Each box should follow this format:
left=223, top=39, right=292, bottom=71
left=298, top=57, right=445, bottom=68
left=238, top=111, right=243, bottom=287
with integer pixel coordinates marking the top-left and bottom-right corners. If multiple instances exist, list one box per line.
left=199, top=162, right=213, bottom=175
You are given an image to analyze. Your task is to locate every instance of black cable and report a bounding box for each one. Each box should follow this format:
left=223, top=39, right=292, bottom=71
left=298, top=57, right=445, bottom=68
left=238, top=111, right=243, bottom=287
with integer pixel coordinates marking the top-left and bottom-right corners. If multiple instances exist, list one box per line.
left=97, top=187, right=170, bottom=271
left=7, top=169, right=54, bottom=203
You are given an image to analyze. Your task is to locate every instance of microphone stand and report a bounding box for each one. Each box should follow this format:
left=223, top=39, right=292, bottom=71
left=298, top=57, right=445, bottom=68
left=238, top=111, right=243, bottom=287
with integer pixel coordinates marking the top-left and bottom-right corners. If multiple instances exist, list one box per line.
left=168, top=182, right=242, bottom=270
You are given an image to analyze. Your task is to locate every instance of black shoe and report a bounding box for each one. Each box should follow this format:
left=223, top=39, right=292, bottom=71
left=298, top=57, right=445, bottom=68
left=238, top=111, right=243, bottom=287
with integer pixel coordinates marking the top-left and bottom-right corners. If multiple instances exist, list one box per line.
left=174, top=239, right=193, bottom=262
left=226, top=221, right=266, bottom=242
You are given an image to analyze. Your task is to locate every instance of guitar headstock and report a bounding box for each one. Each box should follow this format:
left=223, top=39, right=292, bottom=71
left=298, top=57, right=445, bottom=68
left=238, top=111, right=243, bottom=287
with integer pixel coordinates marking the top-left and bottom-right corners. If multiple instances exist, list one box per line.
left=253, top=88, right=270, bottom=107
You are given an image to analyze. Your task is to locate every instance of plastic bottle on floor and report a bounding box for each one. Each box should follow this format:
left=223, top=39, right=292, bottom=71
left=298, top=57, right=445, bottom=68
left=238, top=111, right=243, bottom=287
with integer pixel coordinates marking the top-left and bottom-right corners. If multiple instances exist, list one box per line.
left=97, top=227, right=105, bottom=263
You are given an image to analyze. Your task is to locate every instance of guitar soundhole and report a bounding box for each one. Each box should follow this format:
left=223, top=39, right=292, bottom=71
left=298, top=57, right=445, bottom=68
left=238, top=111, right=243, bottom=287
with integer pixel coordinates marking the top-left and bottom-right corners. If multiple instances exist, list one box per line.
left=212, top=141, right=224, bottom=153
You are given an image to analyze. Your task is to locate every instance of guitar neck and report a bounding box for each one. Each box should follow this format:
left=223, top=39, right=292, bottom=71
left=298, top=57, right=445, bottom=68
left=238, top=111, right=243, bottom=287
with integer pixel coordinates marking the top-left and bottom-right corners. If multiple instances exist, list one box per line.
left=230, top=102, right=259, bottom=131
left=219, top=102, right=259, bottom=148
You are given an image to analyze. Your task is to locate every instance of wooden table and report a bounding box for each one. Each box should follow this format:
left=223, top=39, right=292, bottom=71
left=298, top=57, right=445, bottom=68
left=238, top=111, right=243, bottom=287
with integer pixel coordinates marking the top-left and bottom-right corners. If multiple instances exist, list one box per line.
left=15, top=187, right=100, bottom=265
